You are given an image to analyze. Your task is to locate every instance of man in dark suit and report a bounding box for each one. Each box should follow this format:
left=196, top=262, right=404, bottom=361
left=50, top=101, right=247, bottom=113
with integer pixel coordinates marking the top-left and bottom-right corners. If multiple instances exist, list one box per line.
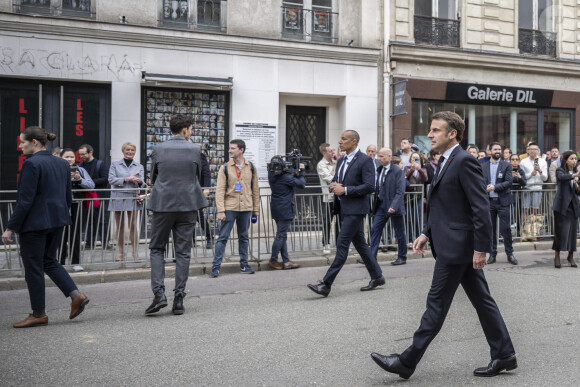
left=371, top=111, right=516, bottom=379
left=370, top=147, right=407, bottom=265
left=483, top=142, right=517, bottom=265
left=146, top=114, right=208, bottom=316
left=307, top=130, right=385, bottom=296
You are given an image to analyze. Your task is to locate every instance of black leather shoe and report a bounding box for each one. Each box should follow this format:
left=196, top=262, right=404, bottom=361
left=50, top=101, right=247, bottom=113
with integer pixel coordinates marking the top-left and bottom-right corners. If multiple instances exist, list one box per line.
left=391, top=258, right=406, bottom=266
left=360, top=276, right=386, bottom=291
left=307, top=282, right=330, bottom=297
left=487, top=254, right=496, bottom=264
left=507, top=255, right=518, bottom=265
left=370, top=353, right=415, bottom=380
left=145, top=293, right=168, bottom=315
left=473, top=354, right=517, bottom=377
left=356, top=259, right=365, bottom=264
left=172, top=294, right=184, bottom=315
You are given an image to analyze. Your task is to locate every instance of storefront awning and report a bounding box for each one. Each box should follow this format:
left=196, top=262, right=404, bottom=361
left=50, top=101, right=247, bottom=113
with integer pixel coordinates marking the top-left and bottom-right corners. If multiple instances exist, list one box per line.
left=141, top=72, right=233, bottom=90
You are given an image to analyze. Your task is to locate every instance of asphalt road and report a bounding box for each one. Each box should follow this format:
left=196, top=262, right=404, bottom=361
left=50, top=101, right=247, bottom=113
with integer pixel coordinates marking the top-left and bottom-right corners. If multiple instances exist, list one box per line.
left=1, top=250, right=579, bottom=386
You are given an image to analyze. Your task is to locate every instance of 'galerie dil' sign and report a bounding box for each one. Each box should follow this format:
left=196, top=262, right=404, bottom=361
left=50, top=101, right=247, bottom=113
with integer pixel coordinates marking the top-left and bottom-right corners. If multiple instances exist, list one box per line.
left=445, top=82, right=553, bottom=107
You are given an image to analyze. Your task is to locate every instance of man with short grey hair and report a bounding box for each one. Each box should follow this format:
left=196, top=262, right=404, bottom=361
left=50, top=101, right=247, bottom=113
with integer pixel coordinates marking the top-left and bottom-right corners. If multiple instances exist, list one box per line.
left=146, top=114, right=208, bottom=316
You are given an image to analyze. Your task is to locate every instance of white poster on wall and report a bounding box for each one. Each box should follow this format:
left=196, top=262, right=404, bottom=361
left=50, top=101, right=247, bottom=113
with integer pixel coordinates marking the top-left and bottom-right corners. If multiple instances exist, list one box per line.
left=233, top=122, right=278, bottom=181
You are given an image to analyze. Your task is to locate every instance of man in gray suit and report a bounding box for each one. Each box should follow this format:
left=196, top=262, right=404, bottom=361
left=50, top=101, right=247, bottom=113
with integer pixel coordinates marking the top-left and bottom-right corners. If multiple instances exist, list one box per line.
left=145, top=114, right=207, bottom=316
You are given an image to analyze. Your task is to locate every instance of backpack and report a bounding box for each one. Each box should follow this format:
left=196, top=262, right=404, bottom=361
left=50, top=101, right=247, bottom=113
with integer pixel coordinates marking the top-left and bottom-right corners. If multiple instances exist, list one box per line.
left=224, top=161, right=255, bottom=190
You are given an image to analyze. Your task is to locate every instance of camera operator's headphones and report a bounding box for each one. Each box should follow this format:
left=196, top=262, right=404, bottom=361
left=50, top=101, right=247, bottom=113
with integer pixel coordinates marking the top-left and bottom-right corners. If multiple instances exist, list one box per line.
left=268, top=155, right=287, bottom=176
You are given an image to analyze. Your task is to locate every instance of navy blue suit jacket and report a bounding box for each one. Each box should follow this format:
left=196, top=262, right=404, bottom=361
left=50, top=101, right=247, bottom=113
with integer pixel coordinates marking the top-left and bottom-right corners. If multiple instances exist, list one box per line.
left=482, top=159, right=513, bottom=207
left=200, top=153, right=211, bottom=188
left=333, top=150, right=375, bottom=215
left=7, top=150, right=72, bottom=233
left=553, top=168, right=580, bottom=217
left=268, top=170, right=306, bottom=220
left=423, top=146, right=493, bottom=263
left=373, top=164, right=406, bottom=216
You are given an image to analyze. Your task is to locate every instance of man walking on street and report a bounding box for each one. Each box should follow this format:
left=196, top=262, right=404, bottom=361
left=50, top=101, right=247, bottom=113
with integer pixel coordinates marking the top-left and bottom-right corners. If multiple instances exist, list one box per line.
left=210, top=139, right=260, bottom=278
left=146, top=114, right=207, bottom=315
left=371, top=111, right=516, bottom=380
left=307, top=130, right=385, bottom=296
left=369, top=147, right=407, bottom=265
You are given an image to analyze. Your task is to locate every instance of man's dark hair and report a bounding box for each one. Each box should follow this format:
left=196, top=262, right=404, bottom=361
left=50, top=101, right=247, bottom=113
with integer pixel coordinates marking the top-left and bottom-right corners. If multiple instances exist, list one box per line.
left=431, top=111, right=465, bottom=142
left=429, top=148, right=441, bottom=158
left=170, top=114, right=193, bottom=134
left=230, top=139, right=246, bottom=153
left=489, top=141, right=501, bottom=150
left=79, top=144, right=93, bottom=153
left=528, top=142, right=539, bottom=148
left=319, top=143, right=331, bottom=154
left=467, top=144, right=479, bottom=153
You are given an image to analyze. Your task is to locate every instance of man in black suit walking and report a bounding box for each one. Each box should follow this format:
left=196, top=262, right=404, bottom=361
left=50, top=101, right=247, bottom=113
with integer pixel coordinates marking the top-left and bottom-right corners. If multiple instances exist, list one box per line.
left=371, top=111, right=516, bottom=379
left=483, top=142, right=517, bottom=265
left=307, top=130, right=385, bottom=296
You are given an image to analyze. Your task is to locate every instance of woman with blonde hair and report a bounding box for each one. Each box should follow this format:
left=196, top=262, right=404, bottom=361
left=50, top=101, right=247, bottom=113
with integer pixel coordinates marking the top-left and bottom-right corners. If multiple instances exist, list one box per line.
left=108, top=142, right=145, bottom=261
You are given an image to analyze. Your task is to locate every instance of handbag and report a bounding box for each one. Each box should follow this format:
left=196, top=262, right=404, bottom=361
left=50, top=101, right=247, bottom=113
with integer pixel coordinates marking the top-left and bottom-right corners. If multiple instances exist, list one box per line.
left=83, top=191, right=101, bottom=209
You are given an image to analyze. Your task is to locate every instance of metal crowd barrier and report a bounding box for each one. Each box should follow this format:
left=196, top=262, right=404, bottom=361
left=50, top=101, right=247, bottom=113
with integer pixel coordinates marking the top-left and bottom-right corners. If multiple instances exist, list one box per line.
left=0, top=184, right=567, bottom=275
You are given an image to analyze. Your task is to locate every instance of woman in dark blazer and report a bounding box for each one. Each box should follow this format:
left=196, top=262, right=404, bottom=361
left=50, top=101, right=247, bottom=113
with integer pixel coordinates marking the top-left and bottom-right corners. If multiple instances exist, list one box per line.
left=2, top=126, right=89, bottom=328
left=552, top=150, right=580, bottom=268
left=267, top=156, right=306, bottom=270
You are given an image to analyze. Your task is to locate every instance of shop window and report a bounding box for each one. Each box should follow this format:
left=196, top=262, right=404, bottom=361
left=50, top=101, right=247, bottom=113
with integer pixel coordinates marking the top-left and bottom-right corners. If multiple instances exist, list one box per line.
left=161, top=0, right=227, bottom=32
left=15, top=0, right=94, bottom=19
left=414, top=0, right=459, bottom=48
left=282, top=0, right=337, bottom=43
left=410, top=100, right=572, bottom=157
left=518, top=0, right=556, bottom=57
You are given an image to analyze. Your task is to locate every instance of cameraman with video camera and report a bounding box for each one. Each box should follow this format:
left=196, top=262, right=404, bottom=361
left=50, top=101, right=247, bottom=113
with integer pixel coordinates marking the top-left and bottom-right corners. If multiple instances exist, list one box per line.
left=267, top=152, right=306, bottom=270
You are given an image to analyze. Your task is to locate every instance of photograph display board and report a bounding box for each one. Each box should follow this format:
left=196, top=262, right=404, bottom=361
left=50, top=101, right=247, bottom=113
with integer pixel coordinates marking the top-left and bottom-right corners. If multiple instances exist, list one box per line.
left=144, top=88, right=229, bottom=188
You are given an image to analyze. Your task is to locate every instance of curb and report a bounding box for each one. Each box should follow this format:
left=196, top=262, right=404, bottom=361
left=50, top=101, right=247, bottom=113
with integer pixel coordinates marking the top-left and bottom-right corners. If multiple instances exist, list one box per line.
left=0, top=240, right=556, bottom=291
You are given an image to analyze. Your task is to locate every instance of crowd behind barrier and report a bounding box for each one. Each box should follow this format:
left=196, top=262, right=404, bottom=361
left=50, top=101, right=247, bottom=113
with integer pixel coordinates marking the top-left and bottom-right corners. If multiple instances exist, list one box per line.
left=0, top=184, right=566, bottom=275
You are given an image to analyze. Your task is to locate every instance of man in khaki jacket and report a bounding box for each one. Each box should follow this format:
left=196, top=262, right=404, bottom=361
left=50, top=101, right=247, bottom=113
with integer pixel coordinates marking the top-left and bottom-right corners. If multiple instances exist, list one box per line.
left=210, top=139, right=260, bottom=277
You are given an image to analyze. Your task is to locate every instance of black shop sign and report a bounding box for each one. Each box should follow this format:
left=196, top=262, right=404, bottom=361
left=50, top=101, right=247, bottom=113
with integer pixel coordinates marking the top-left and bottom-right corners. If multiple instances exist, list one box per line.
left=446, top=82, right=553, bottom=108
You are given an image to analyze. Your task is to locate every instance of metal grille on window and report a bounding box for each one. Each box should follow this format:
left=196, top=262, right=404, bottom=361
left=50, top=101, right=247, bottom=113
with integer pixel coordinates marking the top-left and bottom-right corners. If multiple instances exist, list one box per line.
left=282, top=1, right=304, bottom=39
left=18, top=0, right=51, bottom=14
left=62, top=0, right=92, bottom=17
left=286, top=115, right=319, bottom=167
left=163, top=0, right=189, bottom=25
left=197, top=0, right=222, bottom=29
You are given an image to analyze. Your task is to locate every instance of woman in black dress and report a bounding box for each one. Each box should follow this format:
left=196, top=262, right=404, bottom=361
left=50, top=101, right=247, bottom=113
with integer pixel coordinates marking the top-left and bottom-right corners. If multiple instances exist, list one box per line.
left=552, top=150, right=580, bottom=268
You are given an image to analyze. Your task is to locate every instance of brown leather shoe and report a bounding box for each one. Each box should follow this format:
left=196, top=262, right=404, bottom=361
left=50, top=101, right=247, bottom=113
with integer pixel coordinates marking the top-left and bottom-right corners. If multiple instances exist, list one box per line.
left=283, top=261, right=300, bottom=269
left=267, top=261, right=283, bottom=270
left=13, top=314, right=48, bottom=328
left=70, top=293, right=90, bottom=320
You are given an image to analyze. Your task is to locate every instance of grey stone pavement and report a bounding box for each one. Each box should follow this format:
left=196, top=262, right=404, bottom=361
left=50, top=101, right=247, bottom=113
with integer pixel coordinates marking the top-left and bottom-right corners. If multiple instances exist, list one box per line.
left=0, top=248, right=579, bottom=386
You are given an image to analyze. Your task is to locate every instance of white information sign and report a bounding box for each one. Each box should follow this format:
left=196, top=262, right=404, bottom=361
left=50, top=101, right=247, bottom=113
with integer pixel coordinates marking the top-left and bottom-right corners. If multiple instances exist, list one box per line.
left=233, top=122, right=278, bottom=181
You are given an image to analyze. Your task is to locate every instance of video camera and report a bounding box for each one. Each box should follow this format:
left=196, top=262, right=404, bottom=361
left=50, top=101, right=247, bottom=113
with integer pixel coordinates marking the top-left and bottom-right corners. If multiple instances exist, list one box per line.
left=267, top=149, right=312, bottom=176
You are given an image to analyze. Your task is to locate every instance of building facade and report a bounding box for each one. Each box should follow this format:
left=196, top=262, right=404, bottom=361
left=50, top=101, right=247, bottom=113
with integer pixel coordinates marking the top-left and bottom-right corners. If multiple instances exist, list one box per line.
left=0, top=0, right=384, bottom=191
left=388, top=0, right=580, bottom=156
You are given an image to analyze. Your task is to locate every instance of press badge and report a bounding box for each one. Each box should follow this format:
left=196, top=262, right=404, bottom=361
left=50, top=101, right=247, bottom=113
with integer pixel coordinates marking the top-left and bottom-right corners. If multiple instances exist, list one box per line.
left=234, top=183, right=242, bottom=193
left=498, top=172, right=503, bottom=179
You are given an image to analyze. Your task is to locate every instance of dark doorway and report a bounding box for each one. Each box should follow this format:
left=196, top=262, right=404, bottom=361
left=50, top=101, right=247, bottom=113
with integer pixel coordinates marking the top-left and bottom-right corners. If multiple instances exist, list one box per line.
left=286, top=105, right=326, bottom=185
left=286, top=105, right=327, bottom=231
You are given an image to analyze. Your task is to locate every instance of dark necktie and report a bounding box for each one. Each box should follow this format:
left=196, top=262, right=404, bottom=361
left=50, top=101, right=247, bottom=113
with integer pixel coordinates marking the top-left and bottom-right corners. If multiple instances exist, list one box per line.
left=338, top=159, right=347, bottom=183
left=376, top=168, right=388, bottom=196
left=433, top=156, right=446, bottom=184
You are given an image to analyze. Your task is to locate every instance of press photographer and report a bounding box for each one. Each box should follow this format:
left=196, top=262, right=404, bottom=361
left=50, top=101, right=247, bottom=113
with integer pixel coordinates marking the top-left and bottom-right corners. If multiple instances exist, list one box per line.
left=266, top=153, right=306, bottom=270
